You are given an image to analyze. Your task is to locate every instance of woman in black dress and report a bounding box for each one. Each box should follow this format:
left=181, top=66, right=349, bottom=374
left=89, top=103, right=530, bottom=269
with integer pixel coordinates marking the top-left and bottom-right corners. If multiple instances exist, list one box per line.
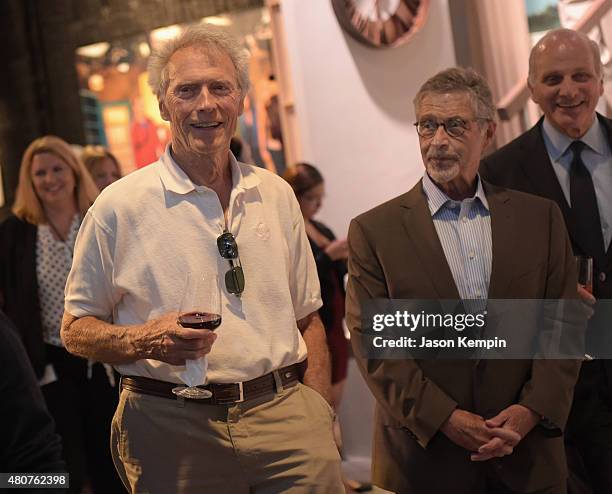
left=284, top=163, right=349, bottom=401
left=0, top=136, right=124, bottom=493
left=285, top=164, right=372, bottom=492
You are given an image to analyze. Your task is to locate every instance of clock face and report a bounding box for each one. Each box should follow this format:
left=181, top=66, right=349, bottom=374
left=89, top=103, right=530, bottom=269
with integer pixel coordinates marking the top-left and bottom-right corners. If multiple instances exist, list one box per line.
left=332, top=0, right=430, bottom=49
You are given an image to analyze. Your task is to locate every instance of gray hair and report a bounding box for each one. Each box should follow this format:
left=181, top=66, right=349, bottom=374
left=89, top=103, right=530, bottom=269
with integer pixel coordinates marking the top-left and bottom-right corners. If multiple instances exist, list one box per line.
left=413, top=67, right=496, bottom=121
left=528, top=28, right=602, bottom=84
left=148, top=24, right=250, bottom=100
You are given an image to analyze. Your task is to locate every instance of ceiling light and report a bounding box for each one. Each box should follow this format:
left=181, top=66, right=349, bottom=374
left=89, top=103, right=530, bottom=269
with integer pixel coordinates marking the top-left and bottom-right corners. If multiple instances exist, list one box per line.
left=138, top=42, right=151, bottom=58
left=88, top=74, right=104, bottom=91
left=77, top=42, right=110, bottom=59
left=202, top=16, right=232, bottom=27
left=151, top=25, right=182, bottom=45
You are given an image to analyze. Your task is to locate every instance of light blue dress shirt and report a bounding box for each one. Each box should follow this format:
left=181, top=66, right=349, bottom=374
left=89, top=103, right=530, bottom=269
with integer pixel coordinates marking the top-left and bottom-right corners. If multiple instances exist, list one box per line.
left=542, top=117, right=612, bottom=249
left=422, top=173, right=492, bottom=301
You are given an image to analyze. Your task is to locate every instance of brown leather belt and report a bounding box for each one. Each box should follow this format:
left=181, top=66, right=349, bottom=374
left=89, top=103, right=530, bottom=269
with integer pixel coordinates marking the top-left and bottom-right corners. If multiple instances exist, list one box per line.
left=120, top=364, right=300, bottom=405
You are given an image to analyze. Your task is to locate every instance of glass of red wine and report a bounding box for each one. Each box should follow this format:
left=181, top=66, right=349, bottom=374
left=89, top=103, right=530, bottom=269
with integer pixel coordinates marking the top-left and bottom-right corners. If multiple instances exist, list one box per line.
left=172, top=273, right=221, bottom=400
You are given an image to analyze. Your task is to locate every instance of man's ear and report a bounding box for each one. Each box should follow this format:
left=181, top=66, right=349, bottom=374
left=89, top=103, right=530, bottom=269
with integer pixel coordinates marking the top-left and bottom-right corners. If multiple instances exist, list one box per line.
left=483, top=120, right=497, bottom=149
left=238, top=94, right=245, bottom=116
left=159, top=99, right=170, bottom=122
left=527, top=77, right=539, bottom=105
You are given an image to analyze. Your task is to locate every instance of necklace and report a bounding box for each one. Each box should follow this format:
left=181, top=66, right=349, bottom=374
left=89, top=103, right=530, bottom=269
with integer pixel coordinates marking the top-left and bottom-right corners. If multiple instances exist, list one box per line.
left=45, top=214, right=78, bottom=244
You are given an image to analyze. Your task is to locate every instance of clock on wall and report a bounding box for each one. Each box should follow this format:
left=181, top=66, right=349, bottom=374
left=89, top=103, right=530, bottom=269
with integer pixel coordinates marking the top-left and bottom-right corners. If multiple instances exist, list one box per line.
left=331, top=0, right=430, bottom=49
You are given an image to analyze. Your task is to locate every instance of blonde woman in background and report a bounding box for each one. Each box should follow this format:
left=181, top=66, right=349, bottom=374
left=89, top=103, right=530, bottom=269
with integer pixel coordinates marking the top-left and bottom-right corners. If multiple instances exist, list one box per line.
left=81, top=145, right=122, bottom=191
left=0, top=136, right=124, bottom=493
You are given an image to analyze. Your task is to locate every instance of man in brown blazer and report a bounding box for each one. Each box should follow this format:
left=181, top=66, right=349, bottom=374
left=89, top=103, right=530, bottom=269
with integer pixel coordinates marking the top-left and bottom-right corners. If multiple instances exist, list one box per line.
left=346, top=67, right=581, bottom=494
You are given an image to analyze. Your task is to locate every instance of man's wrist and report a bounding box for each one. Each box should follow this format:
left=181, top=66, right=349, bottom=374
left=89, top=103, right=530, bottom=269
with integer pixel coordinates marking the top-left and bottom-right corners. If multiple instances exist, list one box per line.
left=306, top=381, right=332, bottom=403
left=125, top=325, right=147, bottom=361
left=439, top=407, right=458, bottom=435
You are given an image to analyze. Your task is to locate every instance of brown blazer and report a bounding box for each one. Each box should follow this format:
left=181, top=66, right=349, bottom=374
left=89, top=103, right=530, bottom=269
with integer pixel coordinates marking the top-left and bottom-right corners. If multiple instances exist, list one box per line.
left=346, top=179, right=581, bottom=494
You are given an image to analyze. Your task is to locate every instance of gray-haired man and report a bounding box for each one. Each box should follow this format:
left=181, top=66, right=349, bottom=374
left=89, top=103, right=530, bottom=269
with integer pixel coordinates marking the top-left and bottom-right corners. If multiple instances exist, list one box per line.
left=347, top=67, right=580, bottom=493
left=61, top=25, right=343, bottom=493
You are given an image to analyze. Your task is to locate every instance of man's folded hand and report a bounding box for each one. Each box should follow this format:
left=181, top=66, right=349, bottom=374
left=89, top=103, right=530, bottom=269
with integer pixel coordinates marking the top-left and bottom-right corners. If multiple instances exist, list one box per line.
left=470, top=404, right=539, bottom=461
left=440, top=409, right=520, bottom=455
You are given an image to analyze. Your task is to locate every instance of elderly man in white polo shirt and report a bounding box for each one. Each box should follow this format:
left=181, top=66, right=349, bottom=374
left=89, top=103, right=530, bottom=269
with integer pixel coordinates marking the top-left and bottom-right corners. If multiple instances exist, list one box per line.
left=61, top=25, right=343, bottom=493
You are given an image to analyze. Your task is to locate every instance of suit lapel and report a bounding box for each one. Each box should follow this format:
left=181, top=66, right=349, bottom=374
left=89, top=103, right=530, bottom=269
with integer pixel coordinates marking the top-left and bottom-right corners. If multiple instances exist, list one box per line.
left=485, top=183, right=516, bottom=299
left=399, top=181, right=460, bottom=299
left=598, top=115, right=612, bottom=265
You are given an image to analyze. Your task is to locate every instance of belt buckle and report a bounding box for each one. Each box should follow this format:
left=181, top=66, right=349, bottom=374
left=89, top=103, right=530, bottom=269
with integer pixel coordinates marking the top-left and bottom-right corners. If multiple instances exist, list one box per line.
left=235, top=381, right=245, bottom=403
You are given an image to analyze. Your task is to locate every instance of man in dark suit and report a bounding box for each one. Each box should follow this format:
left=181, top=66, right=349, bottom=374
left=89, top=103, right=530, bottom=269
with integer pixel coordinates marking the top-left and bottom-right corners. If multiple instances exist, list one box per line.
left=481, top=28, right=612, bottom=494
left=347, top=67, right=581, bottom=494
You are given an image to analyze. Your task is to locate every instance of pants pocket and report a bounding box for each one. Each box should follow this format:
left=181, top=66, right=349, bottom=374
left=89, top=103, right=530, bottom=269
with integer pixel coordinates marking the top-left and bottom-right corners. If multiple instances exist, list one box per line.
left=299, top=383, right=335, bottom=422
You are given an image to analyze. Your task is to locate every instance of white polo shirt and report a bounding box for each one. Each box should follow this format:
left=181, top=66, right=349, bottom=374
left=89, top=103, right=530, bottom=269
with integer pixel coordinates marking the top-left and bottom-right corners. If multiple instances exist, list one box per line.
left=64, top=148, right=322, bottom=384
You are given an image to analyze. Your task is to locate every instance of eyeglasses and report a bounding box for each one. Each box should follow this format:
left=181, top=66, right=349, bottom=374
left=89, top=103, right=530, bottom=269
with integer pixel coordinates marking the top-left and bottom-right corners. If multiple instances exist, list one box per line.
left=217, top=231, right=245, bottom=296
left=414, top=117, right=487, bottom=138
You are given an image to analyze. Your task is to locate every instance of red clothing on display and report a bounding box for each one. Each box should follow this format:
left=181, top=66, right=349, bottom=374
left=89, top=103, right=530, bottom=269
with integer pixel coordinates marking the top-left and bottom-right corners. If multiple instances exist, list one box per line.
left=130, top=119, right=161, bottom=168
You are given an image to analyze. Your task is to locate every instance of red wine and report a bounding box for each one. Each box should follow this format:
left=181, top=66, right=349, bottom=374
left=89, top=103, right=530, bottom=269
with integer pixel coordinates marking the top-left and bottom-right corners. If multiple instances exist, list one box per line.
left=178, top=312, right=221, bottom=330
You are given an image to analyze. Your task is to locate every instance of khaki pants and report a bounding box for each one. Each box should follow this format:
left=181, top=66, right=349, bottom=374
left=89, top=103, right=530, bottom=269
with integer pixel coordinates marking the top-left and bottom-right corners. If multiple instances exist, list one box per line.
left=111, top=382, right=344, bottom=493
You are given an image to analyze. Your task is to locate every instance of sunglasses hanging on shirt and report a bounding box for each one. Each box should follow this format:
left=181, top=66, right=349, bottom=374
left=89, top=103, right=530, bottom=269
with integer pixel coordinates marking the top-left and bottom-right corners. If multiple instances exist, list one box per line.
left=216, top=231, right=245, bottom=296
